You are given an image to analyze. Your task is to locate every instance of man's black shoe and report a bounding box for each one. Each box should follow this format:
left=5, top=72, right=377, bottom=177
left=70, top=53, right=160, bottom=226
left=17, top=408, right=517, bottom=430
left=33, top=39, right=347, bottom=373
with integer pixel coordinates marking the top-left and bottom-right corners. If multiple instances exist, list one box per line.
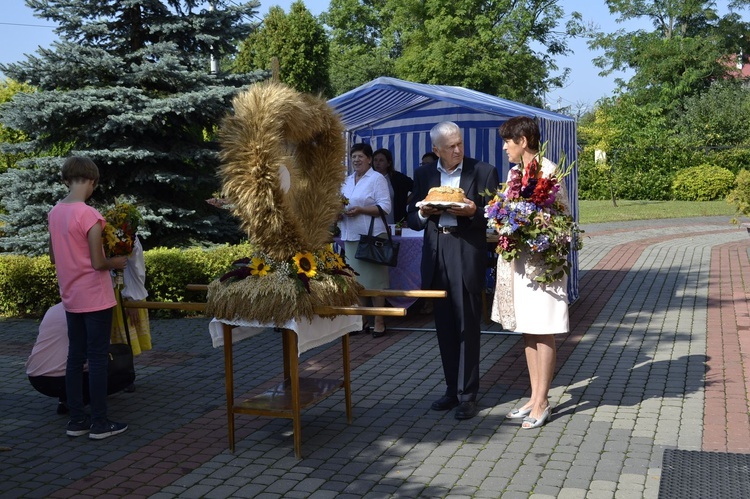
left=431, top=395, right=459, bottom=411
left=455, top=400, right=479, bottom=420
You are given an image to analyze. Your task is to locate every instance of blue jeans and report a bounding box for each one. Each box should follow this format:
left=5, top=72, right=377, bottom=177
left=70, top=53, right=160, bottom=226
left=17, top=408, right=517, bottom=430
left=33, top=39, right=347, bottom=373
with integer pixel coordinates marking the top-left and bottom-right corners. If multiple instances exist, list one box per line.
left=65, top=308, right=113, bottom=424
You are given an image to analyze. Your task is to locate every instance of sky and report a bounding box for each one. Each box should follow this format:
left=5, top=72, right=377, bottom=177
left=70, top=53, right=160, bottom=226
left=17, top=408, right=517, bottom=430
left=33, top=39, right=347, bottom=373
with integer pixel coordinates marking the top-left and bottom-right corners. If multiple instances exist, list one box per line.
left=0, top=0, right=724, bottom=111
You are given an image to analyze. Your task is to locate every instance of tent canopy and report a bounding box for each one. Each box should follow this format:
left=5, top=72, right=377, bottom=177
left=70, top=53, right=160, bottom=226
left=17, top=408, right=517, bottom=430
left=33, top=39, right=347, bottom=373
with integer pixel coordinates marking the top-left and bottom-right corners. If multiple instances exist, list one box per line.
left=329, top=77, right=577, bottom=183
left=328, top=77, right=580, bottom=300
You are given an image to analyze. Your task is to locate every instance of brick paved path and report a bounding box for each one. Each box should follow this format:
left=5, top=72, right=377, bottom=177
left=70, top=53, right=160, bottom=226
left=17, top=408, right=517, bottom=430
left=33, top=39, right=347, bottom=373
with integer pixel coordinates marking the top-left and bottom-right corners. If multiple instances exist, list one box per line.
left=0, top=216, right=748, bottom=498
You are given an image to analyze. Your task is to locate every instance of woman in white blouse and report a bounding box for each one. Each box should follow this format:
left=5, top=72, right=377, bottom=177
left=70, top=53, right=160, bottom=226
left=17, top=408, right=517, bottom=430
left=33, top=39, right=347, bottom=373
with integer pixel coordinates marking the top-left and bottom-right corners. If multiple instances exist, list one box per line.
left=340, top=143, right=392, bottom=337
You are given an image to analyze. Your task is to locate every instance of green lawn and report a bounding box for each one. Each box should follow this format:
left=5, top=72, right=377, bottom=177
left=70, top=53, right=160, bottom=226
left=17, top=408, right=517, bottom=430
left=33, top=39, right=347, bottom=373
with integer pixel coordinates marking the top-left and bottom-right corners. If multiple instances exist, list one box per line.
left=578, top=200, right=738, bottom=224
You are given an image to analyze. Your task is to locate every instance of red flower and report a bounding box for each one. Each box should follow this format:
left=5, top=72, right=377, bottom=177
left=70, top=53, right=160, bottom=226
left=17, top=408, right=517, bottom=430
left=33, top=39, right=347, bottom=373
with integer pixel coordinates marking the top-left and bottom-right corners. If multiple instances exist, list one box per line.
left=521, top=159, right=539, bottom=188
left=531, top=177, right=555, bottom=206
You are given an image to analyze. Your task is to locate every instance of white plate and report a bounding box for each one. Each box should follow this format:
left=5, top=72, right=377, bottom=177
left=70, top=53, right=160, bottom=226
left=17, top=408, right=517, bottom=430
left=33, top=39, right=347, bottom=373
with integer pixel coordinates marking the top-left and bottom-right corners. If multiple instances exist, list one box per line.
left=416, top=201, right=468, bottom=209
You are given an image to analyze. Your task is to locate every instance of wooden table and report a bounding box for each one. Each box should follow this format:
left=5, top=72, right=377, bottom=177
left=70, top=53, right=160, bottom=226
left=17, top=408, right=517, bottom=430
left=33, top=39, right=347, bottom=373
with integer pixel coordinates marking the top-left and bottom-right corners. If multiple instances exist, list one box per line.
left=213, top=304, right=402, bottom=458
left=128, top=290, right=445, bottom=458
left=220, top=323, right=351, bottom=458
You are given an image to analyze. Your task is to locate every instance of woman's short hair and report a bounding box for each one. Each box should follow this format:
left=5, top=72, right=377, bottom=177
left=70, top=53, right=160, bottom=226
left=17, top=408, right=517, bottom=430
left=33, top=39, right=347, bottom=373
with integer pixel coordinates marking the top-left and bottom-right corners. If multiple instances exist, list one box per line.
left=350, top=142, right=373, bottom=158
left=61, top=156, right=100, bottom=185
left=498, top=116, right=540, bottom=151
left=373, top=148, right=394, bottom=173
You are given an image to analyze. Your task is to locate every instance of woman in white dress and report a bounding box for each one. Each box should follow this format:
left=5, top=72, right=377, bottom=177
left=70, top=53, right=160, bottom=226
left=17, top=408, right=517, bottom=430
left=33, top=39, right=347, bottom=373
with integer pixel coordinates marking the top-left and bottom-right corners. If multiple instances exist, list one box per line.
left=492, top=116, right=570, bottom=429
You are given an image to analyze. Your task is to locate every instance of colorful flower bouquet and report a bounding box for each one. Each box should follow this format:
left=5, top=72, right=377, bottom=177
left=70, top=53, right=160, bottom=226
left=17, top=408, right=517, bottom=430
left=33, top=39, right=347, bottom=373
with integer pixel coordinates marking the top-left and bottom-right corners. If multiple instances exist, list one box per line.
left=102, top=200, right=143, bottom=286
left=485, top=148, right=583, bottom=284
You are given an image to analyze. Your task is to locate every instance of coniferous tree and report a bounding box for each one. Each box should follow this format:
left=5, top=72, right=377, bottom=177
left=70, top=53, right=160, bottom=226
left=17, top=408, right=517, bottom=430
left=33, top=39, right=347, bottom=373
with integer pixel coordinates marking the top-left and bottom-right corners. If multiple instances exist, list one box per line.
left=0, top=0, right=268, bottom=255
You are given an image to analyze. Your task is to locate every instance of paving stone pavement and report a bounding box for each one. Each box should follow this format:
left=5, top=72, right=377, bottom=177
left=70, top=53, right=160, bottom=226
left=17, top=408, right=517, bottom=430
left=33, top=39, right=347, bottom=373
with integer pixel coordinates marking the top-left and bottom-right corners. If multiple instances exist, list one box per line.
left=1, top=216, right=749, bottom=498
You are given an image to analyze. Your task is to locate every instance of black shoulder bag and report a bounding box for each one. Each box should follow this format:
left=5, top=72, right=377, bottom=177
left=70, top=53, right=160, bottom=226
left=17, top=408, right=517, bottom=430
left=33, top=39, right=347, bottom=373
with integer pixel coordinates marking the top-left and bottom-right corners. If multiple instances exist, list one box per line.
left=354, top=205, right=400, bottom=267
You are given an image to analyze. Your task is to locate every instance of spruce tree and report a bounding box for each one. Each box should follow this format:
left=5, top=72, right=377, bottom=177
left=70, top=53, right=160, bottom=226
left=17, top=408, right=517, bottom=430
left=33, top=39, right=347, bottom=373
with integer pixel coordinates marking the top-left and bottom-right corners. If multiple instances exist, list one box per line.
left=0, top=0, right=268, bottom=255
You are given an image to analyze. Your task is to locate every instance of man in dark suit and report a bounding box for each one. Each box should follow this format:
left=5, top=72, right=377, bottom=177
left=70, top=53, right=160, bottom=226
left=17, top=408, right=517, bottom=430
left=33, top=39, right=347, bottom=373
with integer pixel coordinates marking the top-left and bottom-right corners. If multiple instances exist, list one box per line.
left=407, top=121, right=499, bottom=420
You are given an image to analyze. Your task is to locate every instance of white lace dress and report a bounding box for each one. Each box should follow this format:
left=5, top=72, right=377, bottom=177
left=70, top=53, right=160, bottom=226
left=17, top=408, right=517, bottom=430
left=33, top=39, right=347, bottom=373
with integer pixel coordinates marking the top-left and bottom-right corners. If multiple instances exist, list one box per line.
left=490, top=158, right=570, bottom=335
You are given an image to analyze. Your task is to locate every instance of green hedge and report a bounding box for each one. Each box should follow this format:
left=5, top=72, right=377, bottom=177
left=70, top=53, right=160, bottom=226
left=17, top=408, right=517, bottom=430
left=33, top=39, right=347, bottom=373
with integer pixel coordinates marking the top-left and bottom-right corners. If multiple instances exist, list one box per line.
left=671, top=164, right=735, bottom=201
left=0, top=255, right=59, bottom=317
left=0, top=242, right=254, bottom=319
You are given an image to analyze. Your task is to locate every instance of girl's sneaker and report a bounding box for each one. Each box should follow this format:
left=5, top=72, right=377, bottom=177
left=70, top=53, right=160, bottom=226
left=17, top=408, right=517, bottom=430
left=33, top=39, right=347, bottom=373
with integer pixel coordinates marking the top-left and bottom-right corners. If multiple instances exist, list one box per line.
left=66, top=417, right=91, bottom=437
left=89, top=420, right=128, bottom=440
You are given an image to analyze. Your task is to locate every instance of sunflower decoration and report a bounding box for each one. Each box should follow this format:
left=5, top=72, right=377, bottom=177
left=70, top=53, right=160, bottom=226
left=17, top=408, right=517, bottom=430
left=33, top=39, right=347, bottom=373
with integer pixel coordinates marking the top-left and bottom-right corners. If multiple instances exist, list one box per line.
left=212, top=244, right=359, bottom=323
left=293, top=252, right=317, bottom=279
left=206, top=82, right=363, bottom=324
left=249, top=256, right=269, bottom=276
left=323, top=245, right=347, bottom=271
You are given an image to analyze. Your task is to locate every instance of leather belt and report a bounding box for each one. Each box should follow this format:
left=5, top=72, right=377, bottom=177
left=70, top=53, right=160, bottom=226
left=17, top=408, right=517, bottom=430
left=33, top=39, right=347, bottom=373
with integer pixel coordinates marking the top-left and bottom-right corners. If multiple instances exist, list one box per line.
left=439, top=226, right=458, bottom=234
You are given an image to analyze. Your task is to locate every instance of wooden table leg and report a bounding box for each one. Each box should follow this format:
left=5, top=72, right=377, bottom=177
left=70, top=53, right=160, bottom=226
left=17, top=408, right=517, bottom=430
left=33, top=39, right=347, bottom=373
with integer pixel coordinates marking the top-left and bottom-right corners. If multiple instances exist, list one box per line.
left=222, top=323, right=236, bottom=453
left=342, top=334, right=352, bottom=423
left=282, top=327, right=292, bottom=379
left=282, top=328, right=303, bottom=459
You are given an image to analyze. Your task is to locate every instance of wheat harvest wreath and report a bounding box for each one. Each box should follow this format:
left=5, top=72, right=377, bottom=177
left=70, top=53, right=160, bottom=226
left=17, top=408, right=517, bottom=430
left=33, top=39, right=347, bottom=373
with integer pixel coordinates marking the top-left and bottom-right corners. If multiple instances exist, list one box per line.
left=205, top=82, right=363, bottom=324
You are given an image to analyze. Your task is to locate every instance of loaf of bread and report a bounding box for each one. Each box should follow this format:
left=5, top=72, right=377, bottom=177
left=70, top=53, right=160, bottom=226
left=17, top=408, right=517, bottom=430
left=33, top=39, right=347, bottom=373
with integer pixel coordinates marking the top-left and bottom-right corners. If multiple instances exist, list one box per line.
left=423, top=186, right=465, bottom=204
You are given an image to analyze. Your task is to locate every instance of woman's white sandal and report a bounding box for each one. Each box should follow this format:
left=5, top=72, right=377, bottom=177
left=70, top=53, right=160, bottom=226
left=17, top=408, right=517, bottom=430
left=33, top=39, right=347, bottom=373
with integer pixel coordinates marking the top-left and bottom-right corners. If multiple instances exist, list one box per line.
left=505, top=407, right=532, bottom=419
left=522, top=406, right=551, bottom=429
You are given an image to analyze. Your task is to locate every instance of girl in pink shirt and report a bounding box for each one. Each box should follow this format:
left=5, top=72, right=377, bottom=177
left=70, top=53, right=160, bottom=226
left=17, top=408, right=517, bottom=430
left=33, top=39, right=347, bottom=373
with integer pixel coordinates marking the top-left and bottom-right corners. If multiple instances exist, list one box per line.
left=48, top=156, right=129, bottom=440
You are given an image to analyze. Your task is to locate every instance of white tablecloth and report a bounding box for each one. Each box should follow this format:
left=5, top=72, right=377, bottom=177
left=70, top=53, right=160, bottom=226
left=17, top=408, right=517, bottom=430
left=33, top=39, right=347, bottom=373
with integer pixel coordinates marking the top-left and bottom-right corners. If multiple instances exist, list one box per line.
left=209, top=314, right=363, bottom=356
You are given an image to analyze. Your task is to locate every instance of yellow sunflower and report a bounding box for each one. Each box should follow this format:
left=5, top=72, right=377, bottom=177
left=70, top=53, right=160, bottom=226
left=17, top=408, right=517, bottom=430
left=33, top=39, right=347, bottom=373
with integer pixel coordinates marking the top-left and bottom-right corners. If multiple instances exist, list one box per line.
left=292, top=251, right=317, bottom=278
left=332, top=252, right=346, bottom=269
left=249, top=256, right=269, bottom=276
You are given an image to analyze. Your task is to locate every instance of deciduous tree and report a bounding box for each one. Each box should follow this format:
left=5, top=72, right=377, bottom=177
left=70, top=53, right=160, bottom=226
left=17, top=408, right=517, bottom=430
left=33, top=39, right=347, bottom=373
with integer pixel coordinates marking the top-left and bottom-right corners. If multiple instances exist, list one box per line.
left=324, top=0, right=581, bottom=103
left=0, top=80, right=34, bottom=174
left=590, top=0, right=750, bottom=111
left=234, top=1, right=331, bottom=96
left=322, top=0, right=396, bottom=96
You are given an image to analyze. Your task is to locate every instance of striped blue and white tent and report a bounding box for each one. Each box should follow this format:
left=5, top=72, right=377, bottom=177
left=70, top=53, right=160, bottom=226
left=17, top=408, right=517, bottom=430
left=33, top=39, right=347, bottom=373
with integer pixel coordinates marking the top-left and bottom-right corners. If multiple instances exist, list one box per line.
left=329, top=77, right=580, bottom=301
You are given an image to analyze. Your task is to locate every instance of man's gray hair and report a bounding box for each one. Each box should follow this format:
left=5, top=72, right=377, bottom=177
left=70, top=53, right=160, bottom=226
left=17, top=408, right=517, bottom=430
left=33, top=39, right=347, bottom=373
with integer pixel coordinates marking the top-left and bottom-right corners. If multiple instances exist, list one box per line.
left=430, top=121, right=461, bottom=148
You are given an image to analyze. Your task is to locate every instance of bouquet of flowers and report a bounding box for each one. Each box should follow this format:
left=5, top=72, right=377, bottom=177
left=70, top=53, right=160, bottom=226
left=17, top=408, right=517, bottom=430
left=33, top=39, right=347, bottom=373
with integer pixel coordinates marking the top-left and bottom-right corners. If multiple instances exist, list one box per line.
left=102, top=199, right=143, bottom=286
left=485, top=146, right=583, bottom=284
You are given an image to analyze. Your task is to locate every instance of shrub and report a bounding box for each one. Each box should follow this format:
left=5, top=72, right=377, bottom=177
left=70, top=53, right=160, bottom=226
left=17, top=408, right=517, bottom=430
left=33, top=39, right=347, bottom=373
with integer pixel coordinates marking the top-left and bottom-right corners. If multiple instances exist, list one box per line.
left=671, top=164, right=735, bottom=201
left=0, top=254, right=58, bottom=317
left=727, top=169, right=750, bottom=220
left=612, top=167, right=674, bottom=201
left=576, top=156, right=614, bottom=201
left=703, top=147, right=750, bottom=175
left=0, top=242, right=254, bottom=319
left=144, top=243, right=253, bottom=307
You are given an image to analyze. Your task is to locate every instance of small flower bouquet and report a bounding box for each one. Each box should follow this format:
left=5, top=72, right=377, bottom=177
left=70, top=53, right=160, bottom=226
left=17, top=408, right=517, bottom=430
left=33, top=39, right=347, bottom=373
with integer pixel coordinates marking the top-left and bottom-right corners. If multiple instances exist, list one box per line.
left=485, top=145, right=583, bottom=284
left=102, top=199, right=143, bottom=286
